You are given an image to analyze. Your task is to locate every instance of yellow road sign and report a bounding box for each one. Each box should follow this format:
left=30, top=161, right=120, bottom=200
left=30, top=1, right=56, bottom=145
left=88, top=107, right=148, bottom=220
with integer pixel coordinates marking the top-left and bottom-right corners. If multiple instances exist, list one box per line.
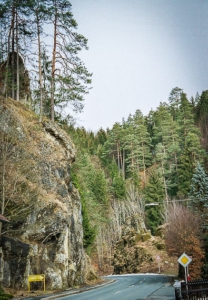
left=178, top=252, right=192, bottom=267
left=28, top=275, right=44, bottom=282
left=28, top=274, right=45, bottom=291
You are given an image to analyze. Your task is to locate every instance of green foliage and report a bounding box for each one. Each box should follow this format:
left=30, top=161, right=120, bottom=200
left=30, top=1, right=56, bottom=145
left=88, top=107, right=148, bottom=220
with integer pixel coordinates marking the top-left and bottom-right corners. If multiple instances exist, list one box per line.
left=145, top=207, right=162, bottom=235
left=195, top=90, right=208, bottom=123
left=95, top=128, right=107, bottom=145
left=71, top=162, right=96, bottom=251
left=88, top=169, right=108, bottom=204
left=0, top=286, right=13, bottom=300
left=177, top=147, right=195, bottom=197
left=81, top=198, right=96, bottom=251
left=145, top=170, right=165, bottom=203
left=112, top=173, right=126, bottom=199
left=70, top=153, right=108, bottom=250
left=168, top=87, right=183, bottom=122
left=195, top=90, right=208, bottom=152
left=67, top=86, right=207, bottom=258
left=189, top=162, right=208, bottom=214
left=188, top=163, right=208, bottom=279
left=0, top=0, right=91, bottom=121
left=124, top=110, right=152, bottom=180
left=144, top=170, right=165, bottom=234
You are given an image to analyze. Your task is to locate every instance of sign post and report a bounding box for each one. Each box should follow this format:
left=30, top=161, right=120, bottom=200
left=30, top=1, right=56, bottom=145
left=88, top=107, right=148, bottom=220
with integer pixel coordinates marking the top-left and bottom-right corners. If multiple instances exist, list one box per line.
left=178, top=252, right=192, bottom=282
left=156, top=255, right=161, bottom=273
left=28, top=274, right=45, bottom=292
left=178, top=253, right=192, bottom=299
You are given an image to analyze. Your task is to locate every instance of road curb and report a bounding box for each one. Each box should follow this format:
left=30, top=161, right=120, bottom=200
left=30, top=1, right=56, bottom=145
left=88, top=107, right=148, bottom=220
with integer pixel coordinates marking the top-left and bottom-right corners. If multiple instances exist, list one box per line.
left=39, top=279, right=116, bottom=300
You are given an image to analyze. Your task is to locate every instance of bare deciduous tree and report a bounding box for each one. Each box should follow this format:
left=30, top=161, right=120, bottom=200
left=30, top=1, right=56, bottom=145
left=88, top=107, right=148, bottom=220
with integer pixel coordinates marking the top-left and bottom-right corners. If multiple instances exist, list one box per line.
left=164, top=203, right=204, bottom=279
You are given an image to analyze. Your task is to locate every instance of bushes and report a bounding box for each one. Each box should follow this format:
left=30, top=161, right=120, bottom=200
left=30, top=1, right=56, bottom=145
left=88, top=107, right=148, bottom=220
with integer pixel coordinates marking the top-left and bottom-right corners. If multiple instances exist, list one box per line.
left=0, top=287, right=13, bottom=300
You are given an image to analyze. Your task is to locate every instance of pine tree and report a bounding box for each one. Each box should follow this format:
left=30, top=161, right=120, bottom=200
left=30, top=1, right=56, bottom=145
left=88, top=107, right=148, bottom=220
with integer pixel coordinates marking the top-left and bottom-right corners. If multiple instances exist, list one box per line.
left=81, top=197, right=96, bottom=251
left=195, top=90, right=208, bottom=151
left=178, top=92, right=202, bottom=162
left=101, top=123, right=125, bottom=176
left=152, top=102, right=181, bottom=198
left=124, top=110, right=152, bottom=184
left=112, top=173, right=126, bottom=200
left=168, top=87, right=183, bottom=120
left=48, top=0, right=92, bottom=121
left=144, top=169, right=165, bottom=234
left=189, top=163, right=208, bottom=218
left=0, top=0, right=33, bottom=100
left=189, top=163, right=208, bottom=279
left=177, top=147, right=195, bottom=197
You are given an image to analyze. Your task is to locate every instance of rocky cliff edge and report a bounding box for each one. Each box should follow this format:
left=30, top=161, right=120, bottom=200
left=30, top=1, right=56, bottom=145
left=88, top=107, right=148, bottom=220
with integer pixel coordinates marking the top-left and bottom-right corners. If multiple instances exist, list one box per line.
left=0, top=97, right=95, bottom=290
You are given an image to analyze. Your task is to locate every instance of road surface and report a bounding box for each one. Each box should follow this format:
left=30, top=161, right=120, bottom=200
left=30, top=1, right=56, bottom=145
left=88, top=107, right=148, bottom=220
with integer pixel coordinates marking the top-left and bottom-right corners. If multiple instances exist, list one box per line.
left=57, top=274, right=175, bottom=300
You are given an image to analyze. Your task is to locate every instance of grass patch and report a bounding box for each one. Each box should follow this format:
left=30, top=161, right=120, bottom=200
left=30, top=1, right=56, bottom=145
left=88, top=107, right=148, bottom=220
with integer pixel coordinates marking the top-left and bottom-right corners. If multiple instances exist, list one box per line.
left=0, top=286, right=13, bottom=300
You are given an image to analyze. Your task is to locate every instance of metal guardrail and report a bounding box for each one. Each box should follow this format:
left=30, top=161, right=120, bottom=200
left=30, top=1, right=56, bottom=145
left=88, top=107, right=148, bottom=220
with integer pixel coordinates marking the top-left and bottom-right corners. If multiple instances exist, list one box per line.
left=175, top=279, right=208, bottom=300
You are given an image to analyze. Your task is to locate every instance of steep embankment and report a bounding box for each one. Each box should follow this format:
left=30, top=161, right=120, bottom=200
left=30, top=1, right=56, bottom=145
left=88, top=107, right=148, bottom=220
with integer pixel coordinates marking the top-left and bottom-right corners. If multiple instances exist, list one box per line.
left=113, top=214, right=178, bottom=276
left=0, top=97, right=95, bottom=289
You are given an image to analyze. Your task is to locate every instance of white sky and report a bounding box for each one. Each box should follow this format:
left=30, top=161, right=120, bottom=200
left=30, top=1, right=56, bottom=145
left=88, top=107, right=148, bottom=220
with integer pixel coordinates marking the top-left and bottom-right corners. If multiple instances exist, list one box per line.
left=69, top=0, right=208, bottom=132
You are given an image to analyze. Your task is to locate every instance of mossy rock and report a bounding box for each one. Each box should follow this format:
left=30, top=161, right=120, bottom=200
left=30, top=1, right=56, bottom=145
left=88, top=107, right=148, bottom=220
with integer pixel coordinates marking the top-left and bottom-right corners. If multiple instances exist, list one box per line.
left=86, top=270, right=98, bottom=281
left=153, top=240, right=165, bottom=250
left=135, top=233, right=142, bottom=243
left=141, top=233, right=151, bottom=242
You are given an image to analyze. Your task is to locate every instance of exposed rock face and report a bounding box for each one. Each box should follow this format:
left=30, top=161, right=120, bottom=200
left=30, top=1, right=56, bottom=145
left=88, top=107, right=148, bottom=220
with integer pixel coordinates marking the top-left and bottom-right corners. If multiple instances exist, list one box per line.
left=113, top=214, right=177, bottom=275
left=0, top=52, right=31, bottom=105
left=113, top=214, right=151, bottom=274
left=0, top=97, right=93, bottom=289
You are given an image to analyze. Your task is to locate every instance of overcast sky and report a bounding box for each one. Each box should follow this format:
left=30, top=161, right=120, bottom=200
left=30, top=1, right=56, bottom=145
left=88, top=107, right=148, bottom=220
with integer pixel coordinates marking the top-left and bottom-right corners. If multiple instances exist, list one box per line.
left=69, top=0, right=208, bottom=132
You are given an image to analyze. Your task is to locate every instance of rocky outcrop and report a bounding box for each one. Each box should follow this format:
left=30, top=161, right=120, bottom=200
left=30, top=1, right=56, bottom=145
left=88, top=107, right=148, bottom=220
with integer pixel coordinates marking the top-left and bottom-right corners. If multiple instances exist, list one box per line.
left=0, top=97, right=95, bottom=289
left=0, top=52, right=31, bottom=105
left=113, top=214, right=151, bottom=274
left=113, top=214, right=177, bottom=275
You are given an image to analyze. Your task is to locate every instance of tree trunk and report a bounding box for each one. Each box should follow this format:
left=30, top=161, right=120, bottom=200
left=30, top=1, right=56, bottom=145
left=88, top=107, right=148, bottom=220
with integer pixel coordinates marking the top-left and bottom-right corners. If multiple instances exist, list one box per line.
left=142, top=142, right=146, bottom=186
left=122, top=148, right=125, bottom=179
left=36, top=12, right=43, bottom=121
left=3, top=10, right=13, bottom=97
left=16, top=9, right=19, bottom=101
left=0, top=142, right=6, bottom=284
left=51, top=1, right=57, bottom=121
left=11, top=5, right=15, bottom=100
left=116, top=142, right=121, bottom=171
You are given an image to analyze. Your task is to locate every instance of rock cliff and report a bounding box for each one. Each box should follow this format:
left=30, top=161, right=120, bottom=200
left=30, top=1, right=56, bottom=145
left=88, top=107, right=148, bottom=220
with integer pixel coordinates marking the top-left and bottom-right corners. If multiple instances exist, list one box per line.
left=0, top=97, right=93, bottom=290
left=113, top=214, right=177, bottom=275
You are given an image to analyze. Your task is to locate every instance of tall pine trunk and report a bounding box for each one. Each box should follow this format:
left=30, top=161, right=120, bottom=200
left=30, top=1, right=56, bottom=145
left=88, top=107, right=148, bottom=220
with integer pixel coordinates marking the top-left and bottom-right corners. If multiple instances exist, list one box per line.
left=51, top=0, right=57, bottom=121
left=142, top=143, right=146, bottom=186
left=16, top=9, right=19, bottom=101
left=2, top=21, right=12, bottom=97
left=36, top=12, right=43, bottom=121
left=11, top=5, right=15, bottom=99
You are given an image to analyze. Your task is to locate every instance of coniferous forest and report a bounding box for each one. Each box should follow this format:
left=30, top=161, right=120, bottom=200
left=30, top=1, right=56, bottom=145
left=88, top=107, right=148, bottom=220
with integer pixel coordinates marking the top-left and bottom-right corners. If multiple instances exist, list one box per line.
left=1, top=0, right=208, bottom=279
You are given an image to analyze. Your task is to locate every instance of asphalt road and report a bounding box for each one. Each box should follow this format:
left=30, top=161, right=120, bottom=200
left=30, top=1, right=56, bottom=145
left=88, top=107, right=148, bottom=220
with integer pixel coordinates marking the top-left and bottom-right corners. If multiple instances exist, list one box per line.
left=57, top=274, right=175, bottom=300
